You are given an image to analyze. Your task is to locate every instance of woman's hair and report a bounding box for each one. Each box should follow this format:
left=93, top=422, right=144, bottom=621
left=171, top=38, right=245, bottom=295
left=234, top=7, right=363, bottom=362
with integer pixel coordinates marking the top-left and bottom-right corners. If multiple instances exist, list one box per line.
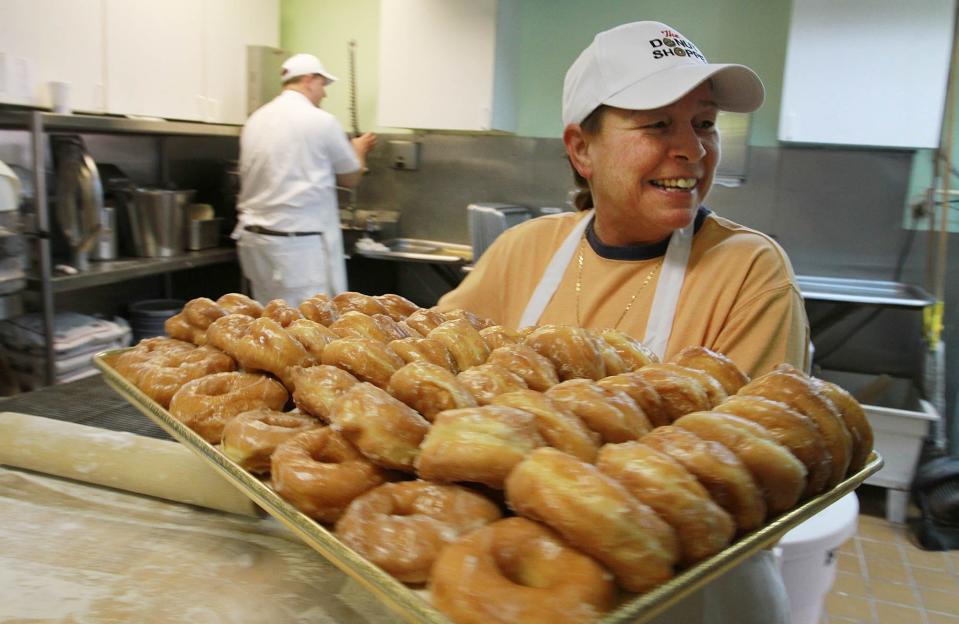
left=568, top=105, right=607, bottom=211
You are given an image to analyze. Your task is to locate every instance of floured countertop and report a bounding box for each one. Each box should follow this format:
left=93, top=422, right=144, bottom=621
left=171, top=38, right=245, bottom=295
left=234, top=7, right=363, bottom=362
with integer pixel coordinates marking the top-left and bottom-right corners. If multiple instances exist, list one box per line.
left=0, top=466, right=402, bottom=623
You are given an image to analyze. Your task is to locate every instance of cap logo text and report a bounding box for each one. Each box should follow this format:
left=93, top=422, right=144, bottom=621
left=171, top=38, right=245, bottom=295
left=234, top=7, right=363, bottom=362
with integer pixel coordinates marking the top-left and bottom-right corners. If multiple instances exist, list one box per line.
left=648, top=31, right=706, bottom=63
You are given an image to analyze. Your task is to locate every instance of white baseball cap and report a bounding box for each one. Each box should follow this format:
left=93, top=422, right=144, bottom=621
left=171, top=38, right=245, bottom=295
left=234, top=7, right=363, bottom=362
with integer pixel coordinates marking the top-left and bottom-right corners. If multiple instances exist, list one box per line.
left=281, top=53, right=338, bottom=84
left=562, top=21, right=764, bottom=126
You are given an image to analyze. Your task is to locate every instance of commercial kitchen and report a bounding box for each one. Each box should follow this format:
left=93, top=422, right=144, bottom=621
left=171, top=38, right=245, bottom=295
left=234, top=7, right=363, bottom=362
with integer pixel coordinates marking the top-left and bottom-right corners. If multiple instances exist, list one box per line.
left=0, top=1, right=958, bottom=623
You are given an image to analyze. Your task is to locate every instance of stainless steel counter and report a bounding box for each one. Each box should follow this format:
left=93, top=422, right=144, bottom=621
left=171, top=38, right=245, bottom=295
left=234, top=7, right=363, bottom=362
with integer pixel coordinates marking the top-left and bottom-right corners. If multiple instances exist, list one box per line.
left=795, top=275, right=935, bottom=308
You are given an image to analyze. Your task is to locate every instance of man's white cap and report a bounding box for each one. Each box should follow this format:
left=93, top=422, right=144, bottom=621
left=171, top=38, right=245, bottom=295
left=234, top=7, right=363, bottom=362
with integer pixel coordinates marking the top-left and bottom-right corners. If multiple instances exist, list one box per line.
left=562, top=21, right=764, bottom=126
left=281, top=53, right=338, bottom=84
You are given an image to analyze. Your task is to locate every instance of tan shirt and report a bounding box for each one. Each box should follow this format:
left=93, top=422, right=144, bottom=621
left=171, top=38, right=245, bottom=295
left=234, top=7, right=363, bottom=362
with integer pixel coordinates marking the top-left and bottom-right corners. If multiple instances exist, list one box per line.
left=438, top=210, right=809, bottom=379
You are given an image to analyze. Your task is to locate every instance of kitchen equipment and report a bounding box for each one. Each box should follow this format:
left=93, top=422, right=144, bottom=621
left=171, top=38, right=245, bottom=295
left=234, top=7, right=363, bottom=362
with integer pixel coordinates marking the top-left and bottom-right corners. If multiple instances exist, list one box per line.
left=129, top=299, right=184, bottom=341
left=94, top=349, right=887, bottom=624
left=53, top=136, right=103, bottom=271
left=246, top=45, right=287, bottom=116
left=467, top=202, right=530, bottom=260
left=91, top=204, right=118, bottom=260
left=126, top=188, right=194, bottom=257
left=0, top=160, right=27, bottom=296
left=187, top=218, right=223, bottom=250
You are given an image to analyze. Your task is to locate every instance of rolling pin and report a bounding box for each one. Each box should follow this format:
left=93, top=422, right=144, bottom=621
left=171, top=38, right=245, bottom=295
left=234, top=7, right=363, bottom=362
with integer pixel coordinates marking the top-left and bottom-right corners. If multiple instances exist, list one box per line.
left=0, top=411, right=260, bottom=517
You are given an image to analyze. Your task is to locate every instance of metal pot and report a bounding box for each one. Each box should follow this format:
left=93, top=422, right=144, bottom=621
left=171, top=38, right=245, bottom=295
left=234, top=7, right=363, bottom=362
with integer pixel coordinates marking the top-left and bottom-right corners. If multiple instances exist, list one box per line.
left=125, top=188, right=194, bottom=257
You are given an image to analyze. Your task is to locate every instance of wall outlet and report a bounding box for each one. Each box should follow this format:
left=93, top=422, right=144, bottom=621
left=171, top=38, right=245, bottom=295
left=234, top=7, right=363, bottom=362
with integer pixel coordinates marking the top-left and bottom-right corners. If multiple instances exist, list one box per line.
left=389, top=140, right=420, bottom=171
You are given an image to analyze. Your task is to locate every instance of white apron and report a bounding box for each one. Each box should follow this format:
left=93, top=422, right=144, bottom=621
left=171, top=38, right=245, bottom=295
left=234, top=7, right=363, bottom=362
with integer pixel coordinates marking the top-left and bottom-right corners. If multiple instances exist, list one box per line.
left=517, top=209, right=790, bottom=624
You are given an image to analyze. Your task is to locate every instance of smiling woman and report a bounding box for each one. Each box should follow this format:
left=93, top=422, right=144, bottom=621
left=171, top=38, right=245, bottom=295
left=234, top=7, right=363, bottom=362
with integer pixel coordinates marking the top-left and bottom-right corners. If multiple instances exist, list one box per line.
left=436, top=24, right=810, bottom=622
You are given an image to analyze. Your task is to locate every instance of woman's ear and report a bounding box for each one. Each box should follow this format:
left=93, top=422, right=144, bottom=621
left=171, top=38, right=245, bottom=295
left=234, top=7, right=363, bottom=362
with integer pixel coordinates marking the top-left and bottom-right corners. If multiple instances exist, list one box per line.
left=563, top=124, right=592, bottom=180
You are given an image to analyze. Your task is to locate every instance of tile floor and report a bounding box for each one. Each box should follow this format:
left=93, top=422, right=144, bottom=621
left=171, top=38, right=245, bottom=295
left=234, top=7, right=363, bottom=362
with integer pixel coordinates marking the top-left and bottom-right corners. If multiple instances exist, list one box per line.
left=820, top=486, right=959, bottom=624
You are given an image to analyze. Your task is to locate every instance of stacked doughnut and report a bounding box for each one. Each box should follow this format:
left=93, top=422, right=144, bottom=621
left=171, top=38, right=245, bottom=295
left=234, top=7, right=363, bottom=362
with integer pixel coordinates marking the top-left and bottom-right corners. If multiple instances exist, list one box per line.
left=111, top=291, right=874, bottom=624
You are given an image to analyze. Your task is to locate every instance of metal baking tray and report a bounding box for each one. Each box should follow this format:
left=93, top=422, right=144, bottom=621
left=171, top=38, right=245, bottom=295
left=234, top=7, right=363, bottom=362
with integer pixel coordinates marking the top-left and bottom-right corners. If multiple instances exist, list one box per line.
left=354, top=238, right=473, bottom=264
left=93, top=349, right=883, bottom=624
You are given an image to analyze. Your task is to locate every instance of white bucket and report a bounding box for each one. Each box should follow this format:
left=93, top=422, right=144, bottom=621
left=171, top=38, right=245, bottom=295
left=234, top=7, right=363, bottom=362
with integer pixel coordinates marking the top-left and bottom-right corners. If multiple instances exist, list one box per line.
left=775, top=492, right=860, bottom=624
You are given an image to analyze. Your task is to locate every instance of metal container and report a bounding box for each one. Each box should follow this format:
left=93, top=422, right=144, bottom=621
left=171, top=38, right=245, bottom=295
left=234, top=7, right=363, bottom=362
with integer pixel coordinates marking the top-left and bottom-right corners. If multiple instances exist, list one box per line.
left=126, top=189, right=194, bottom=257
left=91, top=204, right=118, bottom=261
left=186, top=218, right=223, bottom=250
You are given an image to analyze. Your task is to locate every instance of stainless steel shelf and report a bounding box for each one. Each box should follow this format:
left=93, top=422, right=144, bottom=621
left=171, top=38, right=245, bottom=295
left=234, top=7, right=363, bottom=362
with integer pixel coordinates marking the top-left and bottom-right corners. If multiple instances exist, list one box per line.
left=27, top=248, right=237, bottom=293
left=0, top=109, right=242, bottom=137
left=796, top=275, right=935, bottom=308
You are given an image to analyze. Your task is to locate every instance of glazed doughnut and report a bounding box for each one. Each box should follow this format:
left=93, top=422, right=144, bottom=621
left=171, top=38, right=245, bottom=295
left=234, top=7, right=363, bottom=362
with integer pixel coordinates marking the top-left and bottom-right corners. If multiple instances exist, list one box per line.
left=440, top=307, right=496, bottom=331
left=545, top=379, right=651, bottom=443
left=505, top=447, right=679, bottom=593
left=640, top=426, right=766, bottom=533
left=164, top=312, right=204, bottom=345
left=328, top=382, right=431, bottom=471
left=430, top=517, right=616, bottom=624
left=131, top=345, right=237, bottom=408
left=630, top=364, right=712, bottom=422
left=738, top=366, right=852, bottom=488
left=205, top=313, right=255, bottom=356
left=808, top=376, right=873, bottom=473
left=595, top=328, right=659, bottom=370
left=232, top=317, right=316, bottom=389
left=590, top=333, right=629, bottom=376
left=404, top=307, right=449, bottom=336
left=299, top=294, right=340, bottom=326
left=428, top=319, right=490, bottom=372
left=216, top=292, right=263, bottom=317
left=658, top=362, right=728, bottom=408
left=271, top=427, right=390, bottom=524
left=332, top=291, right=388, bottom=316
left=596, top=441, right=735, bottom=565
left=320, top=337, right=404, bottom=389
left=168, top=371, right=289, bottom=443
left=330, top=310, right=395, bottom=342
left=387, top=337, right=457, bottom=373
left=220, top=408, right=321, bottom=474
left=335, top=480, right=502, bottom=583
left=486, top=344, right=559, bottom=392
left=670, top=346, right=749, bottom=395
left=478, top=325, right=522, bottom=351
left=524, top=325, right=606, bottom=381
left=262, top=298, right=303, bottom=327
left=111, top=336, right=195, bottom=383
left=285, top=318, right=339, bottom=360
left=182, top=297, right=228, bottom=337
left=415, top=405, right=545, bottom=489
left=373, top=293, right=419, bottom=321
left=490, top=389, right=600, bottom=462
left=673, top=411, right=807, bottom=514
left=596, top=373, right=671, bottom=427
left=456, top=363, right=528, bottom=405
left=290, top=364, right=358, bottom=421
left=386, top=361, right=477, bottom=421
left=373, top=313, right=418, bottom=341
left=714, top=395, right=831, bottom=498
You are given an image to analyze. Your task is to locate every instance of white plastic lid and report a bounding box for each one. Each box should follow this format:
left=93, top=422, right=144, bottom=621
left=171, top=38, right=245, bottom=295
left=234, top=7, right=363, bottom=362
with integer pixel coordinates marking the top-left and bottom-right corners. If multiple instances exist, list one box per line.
left=779, top=492, right=860, bottom=553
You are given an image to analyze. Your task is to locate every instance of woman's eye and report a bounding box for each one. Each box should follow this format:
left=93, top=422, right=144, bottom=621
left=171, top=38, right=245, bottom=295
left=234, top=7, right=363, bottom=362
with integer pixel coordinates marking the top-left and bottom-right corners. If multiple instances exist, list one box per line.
left=641, top=120, right=669, bottom=129
left=697, top=119, right=716, bottom=130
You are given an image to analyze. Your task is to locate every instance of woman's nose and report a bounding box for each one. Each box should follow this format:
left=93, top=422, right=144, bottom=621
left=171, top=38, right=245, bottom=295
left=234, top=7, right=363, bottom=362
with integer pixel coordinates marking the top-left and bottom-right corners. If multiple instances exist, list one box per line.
left=669, top=125, right=707, bottom=162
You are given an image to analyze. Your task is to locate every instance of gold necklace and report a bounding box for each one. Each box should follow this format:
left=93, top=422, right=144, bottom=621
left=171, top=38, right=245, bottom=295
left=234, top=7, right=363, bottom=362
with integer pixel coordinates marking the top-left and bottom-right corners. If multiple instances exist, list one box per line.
left=575, top=237, right=662, bottom=328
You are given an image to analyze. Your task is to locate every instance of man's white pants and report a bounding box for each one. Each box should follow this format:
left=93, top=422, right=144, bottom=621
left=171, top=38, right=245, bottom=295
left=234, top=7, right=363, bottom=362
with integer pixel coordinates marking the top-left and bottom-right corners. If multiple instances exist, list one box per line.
left=236, top=230, right=347, bottom=307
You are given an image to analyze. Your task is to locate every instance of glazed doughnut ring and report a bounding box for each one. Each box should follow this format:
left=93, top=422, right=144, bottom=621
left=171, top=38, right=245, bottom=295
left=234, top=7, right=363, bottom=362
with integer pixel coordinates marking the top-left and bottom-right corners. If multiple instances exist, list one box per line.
left=262, top=298, right=303, bottom=327
left=290, top=364, right=358, bottom=421
left=714, top=395, right=832, bottom=498
left=490, top=389, right=600, bottom=462
left=485, top=343, right=559, bottom=392
left=328, top=382, right=431, bottom=472
left=334, top=480, right=503, bottom=583
left=640, top=425, right=767, bottom=533
left=456, top=363, right=528, bottom=405
left=430, top=517, right=617, bottom=624
left=596, top=372, right=671, bottom=428
left=386, top=360, right=477, bottom=422
left=220, top=408, right=321, bottom=474
left=168, top=371, right=289, bottom=443
left=809, top=376, right=874, bottom=473
left=595, top=328, right=659, bottom=371
left=388, top=337, right=458, bottom=373
left=505, top=447, right=679, bottom=593
left=596, top=441, right=735, bottom=566
left=670, top=346, right=749, bottom=395
left=271, top=427, right=391, bottom=524
left=629, top=364, right=712, bottom=422
left=524, top=325, right=606, bottom=381
left=373, top=293, right=420, bottom=321
left=545, top=379, right=651, bottom=443
left=673, top=411, right=808, bottom=514
left=133, top=345, right=237, bottom=408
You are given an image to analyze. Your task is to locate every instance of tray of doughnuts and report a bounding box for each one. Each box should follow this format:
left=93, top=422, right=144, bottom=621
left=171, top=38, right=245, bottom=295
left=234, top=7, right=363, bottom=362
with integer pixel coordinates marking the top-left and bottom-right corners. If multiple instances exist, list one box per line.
left=94, top=291, right=883, bottom=624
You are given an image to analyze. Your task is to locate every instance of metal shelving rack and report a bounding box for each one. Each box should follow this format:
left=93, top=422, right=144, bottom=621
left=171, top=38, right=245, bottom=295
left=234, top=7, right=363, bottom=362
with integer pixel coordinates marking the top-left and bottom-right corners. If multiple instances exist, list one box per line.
left=0, top=109, right=242, bottom=386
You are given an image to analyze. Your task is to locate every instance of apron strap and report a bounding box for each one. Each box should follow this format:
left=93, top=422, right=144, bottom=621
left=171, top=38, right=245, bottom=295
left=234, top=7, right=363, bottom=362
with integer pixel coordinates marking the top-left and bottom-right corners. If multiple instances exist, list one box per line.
left=643, top=221, right=694, bottom=359
left=518, top=210, right=594, bottom=328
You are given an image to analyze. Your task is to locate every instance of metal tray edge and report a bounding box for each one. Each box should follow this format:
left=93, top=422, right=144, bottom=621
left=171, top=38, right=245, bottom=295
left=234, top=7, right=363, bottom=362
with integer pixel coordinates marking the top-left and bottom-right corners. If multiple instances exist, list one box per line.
left=94, top=348, right=883, bottom=624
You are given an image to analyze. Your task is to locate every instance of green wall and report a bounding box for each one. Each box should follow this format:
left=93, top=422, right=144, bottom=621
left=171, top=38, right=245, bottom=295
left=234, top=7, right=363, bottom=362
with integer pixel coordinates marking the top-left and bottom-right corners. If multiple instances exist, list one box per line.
left=281, top=0, right=792, bottom=144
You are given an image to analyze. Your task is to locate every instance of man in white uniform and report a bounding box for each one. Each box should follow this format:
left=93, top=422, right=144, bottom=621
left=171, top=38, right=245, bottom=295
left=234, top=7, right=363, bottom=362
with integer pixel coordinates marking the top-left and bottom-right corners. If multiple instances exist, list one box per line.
left=234, top=53, right=376, bottom=306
